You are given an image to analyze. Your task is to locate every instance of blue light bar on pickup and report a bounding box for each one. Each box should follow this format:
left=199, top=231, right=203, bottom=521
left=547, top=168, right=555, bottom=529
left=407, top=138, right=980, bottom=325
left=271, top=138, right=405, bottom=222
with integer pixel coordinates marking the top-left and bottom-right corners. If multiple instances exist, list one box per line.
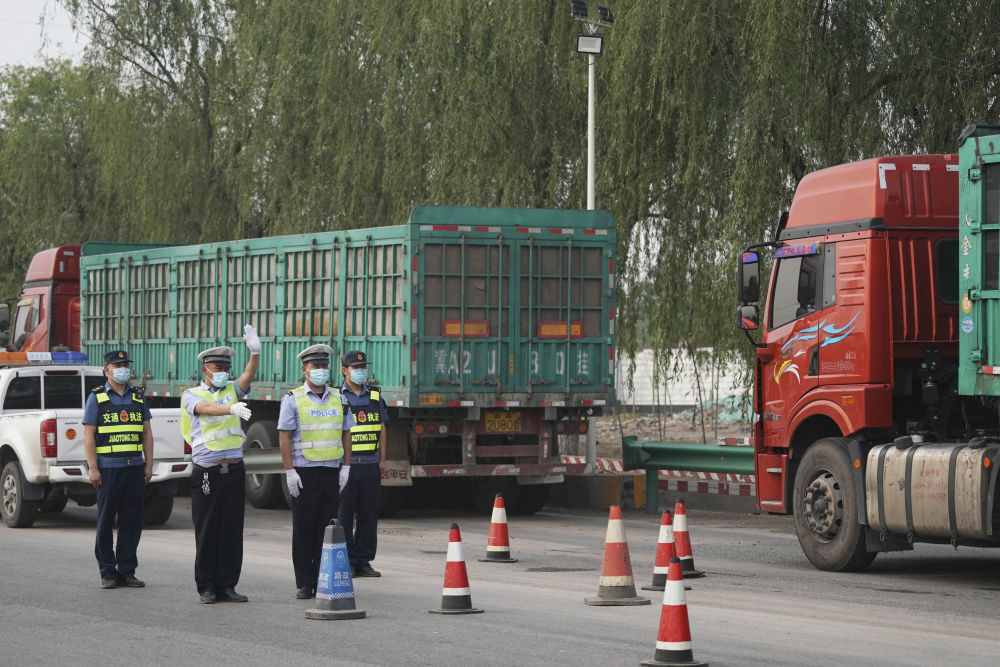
left=0, top=351, right=89, bottom=365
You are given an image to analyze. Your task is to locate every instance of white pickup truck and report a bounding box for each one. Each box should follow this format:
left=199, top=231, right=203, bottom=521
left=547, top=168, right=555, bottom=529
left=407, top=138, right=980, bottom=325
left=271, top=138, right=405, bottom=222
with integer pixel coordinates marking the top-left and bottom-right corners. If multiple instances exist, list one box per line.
left=0, top=363, right=191, bottom=528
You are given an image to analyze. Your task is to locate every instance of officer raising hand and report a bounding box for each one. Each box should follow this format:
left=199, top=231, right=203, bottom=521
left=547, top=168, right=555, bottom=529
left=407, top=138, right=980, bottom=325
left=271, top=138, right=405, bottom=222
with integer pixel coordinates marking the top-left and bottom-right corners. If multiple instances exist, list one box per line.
left=181, top=324, right=260, bottom=604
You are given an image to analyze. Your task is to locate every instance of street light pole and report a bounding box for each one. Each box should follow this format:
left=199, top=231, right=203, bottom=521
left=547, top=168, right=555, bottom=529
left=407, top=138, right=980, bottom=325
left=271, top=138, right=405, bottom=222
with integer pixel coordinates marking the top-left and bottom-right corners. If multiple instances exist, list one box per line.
left=571, top=2, right=613, bottom=212
left=587, top=51, right=596, bottom=211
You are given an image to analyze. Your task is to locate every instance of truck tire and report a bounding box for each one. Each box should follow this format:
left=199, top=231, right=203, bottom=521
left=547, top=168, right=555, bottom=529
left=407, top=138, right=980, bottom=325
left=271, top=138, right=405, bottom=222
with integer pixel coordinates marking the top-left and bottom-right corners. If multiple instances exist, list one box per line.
left=509, top=484, right=550, bottom=515
left=379, top=486, right=406, bottom=518
left=244, top=421, right=288, bottom=509
left=1, top=461, right=40, bottom=528
left=143, top=493, right=174, bottom=526
left=793, top=437, right=876, bottom=572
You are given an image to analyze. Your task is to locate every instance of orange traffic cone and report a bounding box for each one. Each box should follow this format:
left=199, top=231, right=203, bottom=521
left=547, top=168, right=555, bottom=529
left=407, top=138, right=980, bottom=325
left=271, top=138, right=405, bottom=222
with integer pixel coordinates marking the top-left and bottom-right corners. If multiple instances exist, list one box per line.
left=641, top=557, right=707, bottom=666
left=673, top=500, right=704, bottom=579
left=584, top=505, right=651, bottom=606
left=643, top=512, right=689, bottom=592
left=429, top=523, right=484, bottom=615
left=479, top=494, right=517, bottom=563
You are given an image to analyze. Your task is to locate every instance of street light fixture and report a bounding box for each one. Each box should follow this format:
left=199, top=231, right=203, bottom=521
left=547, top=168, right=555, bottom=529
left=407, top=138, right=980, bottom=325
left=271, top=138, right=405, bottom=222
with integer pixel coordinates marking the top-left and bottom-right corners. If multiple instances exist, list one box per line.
left=570, top=1, right=614, bottom=211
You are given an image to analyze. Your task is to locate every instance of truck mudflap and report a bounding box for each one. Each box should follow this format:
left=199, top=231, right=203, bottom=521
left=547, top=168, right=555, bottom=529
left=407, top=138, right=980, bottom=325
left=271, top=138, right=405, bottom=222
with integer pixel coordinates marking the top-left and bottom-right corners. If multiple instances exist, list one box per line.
left=865, top=440, right=1000, bottom=541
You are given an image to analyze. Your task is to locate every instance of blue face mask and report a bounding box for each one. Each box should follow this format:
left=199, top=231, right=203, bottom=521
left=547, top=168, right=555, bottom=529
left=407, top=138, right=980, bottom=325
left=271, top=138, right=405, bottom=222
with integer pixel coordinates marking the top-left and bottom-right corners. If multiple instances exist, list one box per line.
left=309, top=368, right=330, bottom=386
left=111, top=367, right=131, bottom=384
left=349, top=368, right=368, bottom=385
left=210, top=371, right=229, bottom=388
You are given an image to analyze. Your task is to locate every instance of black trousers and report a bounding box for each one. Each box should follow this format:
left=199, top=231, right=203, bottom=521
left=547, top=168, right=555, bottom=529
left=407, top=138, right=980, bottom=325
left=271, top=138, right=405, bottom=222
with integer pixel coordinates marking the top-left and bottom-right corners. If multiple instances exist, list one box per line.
left=290, top=466, right=341, bottom=590
left=95, top=464, right=145, bottom=578
left=190, top=462, right=245, bottom=593
left=337, top=462, right=381, bottom=568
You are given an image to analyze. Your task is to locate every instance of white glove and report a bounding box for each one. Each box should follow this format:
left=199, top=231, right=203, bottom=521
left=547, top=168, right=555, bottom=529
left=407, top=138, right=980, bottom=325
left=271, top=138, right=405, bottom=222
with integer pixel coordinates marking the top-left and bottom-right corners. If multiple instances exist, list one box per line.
left=229, top=401, right=252, bottom=420
left=285, top=469, right=303, bottom=498
left=243, top=323, right=261, bottom=355
left=339, top=465, right=351, bottom=493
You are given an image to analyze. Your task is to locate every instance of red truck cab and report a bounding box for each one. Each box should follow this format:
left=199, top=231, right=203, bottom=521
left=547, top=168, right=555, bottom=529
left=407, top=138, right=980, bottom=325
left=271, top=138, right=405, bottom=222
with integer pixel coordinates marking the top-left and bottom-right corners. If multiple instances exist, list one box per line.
left=741, top=155, right=960, bottom=513
left=7, top=245, right=81, bottom=353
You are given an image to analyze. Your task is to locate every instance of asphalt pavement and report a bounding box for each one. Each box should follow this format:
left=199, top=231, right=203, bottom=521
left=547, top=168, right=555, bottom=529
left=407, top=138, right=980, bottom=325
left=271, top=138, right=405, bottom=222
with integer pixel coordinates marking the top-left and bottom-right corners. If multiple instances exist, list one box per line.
left=2, top=499, right=998, bottom=665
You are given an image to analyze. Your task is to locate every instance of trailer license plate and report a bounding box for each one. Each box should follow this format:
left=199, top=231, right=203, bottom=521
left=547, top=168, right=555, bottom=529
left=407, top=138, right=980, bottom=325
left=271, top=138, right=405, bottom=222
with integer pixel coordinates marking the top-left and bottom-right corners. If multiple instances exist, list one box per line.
left=485, top=411, right=521, bottom=433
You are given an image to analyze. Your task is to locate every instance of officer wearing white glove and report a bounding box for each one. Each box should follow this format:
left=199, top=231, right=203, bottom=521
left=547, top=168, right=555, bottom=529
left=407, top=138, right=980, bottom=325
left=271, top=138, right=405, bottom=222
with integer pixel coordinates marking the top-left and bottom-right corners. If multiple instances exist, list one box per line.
left=339, top=465, right=351, bottom=493
left=277, top=344, right=354, bottom=600
left=285, top=469, right=303, bottom=498
left=243, top=323, right=261, bottom=355
left=182, top=341, right=259, bottom=604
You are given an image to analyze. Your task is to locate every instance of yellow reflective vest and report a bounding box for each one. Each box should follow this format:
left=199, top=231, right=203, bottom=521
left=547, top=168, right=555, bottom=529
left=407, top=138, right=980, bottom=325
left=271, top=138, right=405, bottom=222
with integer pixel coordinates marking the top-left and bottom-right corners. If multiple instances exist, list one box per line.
left=291, top=386, right=345, bottom=462
left=180, top=383, right=244, bottom=451
left=346, top=389, right=382, bottom=453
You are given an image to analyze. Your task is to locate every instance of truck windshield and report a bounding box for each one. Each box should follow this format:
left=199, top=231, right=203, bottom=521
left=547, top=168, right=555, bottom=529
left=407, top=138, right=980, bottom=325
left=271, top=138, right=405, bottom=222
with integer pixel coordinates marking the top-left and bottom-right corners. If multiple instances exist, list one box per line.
left=10, top=296, right=39, bottom=350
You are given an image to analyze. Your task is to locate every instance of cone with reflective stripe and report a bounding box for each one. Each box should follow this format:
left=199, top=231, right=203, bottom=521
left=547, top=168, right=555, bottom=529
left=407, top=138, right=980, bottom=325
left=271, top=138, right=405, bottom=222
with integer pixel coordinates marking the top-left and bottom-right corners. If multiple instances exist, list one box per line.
left=479, top=493, right=518, bottom=563
left=672, top=500, right=704, bottom=579
left=584, top=505, right=651, bottom=606
left=641, top=558, right=707, bottom=666
left=306, top=520, right=366, bottom=620
left=643, top=511, right=690, bottom=592
left=430, top=523, right=484, bottom=614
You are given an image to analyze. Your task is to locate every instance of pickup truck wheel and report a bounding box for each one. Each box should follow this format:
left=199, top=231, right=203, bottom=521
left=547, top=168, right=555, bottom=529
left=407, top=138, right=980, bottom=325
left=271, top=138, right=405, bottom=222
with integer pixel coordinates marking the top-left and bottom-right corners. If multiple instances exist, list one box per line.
left=244, top=421, right=288, bottom=509
left=143, top=493, right=174, bottom=526
left=793, top=437, right=876, bottom=572
left=2, top=461, right=40, bottom=528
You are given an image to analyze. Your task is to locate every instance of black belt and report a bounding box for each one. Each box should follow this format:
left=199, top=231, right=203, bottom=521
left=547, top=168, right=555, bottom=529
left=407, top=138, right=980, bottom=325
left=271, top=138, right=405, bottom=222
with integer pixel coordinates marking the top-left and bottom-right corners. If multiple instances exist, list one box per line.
left=194, top=461, right=244, bottom=474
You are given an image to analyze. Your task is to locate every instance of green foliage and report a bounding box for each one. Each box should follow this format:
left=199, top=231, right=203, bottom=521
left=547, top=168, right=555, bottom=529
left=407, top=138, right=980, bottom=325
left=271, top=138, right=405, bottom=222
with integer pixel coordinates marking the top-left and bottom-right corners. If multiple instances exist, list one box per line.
left=1, top=0, right=999, bottom=388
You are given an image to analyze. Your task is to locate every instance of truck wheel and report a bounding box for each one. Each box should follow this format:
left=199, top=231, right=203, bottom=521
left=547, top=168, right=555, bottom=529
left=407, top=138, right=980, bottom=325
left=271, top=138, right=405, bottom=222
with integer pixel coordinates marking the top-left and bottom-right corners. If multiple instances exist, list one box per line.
left=1, top=461, right=39, bottom=528
left=793, top=437, right=876, bottom=572
left=244, top=421, right=288, bottom=509
left=509, top=484, right=550, bottom=515
left=143, top=493, right=174, bottom=526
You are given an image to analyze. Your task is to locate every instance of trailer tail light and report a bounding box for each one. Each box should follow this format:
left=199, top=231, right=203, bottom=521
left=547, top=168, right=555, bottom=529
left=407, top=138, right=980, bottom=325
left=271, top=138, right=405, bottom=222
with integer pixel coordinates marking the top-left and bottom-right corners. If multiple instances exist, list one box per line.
left=578, top=421, right=588, bottom=434
left=414, top=424, right=425, bottom=435
left=40, top=419, right=57, bottom=457
left=437, top=424, right=449, bottom=435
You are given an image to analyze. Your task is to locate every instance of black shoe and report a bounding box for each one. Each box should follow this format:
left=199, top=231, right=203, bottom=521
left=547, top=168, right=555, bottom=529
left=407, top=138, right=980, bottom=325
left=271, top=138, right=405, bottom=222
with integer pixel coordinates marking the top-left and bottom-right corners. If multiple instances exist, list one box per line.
left=216, top=587, right=248, bottom=602
left=355, top=564, right=381, bottom=577
left=199, top=589, right=216, bottom=604
left=101, top=577, right=118, bottom=589
left=296, top=586, right=314, bottom=600
left=117, top=574, right=145, bottom=588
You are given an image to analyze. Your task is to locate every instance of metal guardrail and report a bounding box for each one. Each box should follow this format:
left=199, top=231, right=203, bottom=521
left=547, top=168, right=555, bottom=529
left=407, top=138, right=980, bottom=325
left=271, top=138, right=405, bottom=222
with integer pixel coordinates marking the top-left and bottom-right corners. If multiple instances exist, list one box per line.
left=243, top=448, right=284, bottom=474
left=621, top=435, right=755, bottom=514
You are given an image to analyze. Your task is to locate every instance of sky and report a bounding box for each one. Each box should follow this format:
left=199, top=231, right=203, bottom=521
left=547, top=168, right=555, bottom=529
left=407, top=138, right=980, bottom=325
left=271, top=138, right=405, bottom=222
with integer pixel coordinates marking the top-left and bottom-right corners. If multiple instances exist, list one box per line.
left=0, top=0, right=86, bottom=68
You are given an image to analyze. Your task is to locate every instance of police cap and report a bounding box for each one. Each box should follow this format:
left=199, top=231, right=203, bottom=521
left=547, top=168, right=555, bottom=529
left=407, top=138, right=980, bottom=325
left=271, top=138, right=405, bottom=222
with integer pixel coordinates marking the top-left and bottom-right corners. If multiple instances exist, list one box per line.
left=198, top=346, right=236, bottom=367
left=298, top=344, right=333, bottom=365
left=103, top=350, right=132, bottom=364
left=341, top=350, right=367, bottom=367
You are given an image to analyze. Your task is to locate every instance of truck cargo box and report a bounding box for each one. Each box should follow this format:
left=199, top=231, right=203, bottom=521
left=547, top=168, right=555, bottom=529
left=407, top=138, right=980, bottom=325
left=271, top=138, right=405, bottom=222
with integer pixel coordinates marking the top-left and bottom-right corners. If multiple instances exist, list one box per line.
left=78, top=206, right=616, bottom=410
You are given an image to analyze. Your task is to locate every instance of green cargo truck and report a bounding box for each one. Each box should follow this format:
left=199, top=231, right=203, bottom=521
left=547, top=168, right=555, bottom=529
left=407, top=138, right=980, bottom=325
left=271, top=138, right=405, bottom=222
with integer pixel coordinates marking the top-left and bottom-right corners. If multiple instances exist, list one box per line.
left=77, top=206, right=616, bottom=512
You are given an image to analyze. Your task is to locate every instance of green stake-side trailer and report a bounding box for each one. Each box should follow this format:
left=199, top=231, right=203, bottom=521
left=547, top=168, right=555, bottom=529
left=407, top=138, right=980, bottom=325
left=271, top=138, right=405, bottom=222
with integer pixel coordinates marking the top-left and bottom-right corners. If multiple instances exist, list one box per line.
left=77, top=206, right=616, bottom=513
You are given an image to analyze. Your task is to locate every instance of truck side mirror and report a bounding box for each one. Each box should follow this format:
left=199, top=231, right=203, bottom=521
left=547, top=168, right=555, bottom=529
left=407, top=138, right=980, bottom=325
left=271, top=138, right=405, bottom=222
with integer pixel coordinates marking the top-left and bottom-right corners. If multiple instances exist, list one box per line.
left=737, top=305, right=759, bottom=331
left=0, top=302, right=8, bottom=332
left=738, top=252, right=760, bottom=303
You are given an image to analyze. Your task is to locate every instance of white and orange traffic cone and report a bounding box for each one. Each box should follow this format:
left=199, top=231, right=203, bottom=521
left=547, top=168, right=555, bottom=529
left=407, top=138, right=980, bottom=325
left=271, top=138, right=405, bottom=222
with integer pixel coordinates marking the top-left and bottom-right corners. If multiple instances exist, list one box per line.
left=429, top=523, right=484, bottom=615
left=641, top=557, right=707, bottom=666
left=479, top=494, right=517, bottom=563
left=643, top=511, right=688, bottom=592
left=673, top=500, right=704, bottom=579
left=584, top=505, right=651, bottom=606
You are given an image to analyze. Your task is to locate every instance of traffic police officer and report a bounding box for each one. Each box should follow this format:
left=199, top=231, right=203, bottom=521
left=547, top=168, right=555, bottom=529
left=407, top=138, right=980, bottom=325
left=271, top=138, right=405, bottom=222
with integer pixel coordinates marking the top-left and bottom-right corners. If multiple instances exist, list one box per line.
left=83, top=350, right=153, bottom=589
left=181, top=324, right=260, bottom=604
left=278, top=344, right=354, bottom=599
left=337, top=349, right=389, bottom=577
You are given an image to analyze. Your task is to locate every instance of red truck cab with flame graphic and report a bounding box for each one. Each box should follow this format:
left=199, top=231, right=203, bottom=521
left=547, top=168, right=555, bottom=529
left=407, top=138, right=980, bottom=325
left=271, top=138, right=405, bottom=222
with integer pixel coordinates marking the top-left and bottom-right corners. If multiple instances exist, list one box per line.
left=739, top=155, right=960, bottom=515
